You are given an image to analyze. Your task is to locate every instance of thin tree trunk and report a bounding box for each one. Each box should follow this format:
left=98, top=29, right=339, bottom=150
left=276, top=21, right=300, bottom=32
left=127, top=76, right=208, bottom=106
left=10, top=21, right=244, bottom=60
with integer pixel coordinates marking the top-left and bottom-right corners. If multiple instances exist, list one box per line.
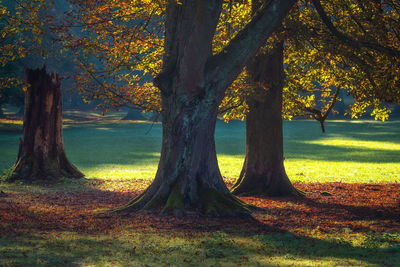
left=231, top=42, right=302, bottom=197
left=7, top=66, right=84, bottom=182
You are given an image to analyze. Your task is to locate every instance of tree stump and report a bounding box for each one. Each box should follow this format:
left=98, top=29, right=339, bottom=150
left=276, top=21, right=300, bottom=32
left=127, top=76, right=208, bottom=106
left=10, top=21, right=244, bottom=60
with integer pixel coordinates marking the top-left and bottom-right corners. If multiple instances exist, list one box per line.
left=7, top=66, right=84, bottom=182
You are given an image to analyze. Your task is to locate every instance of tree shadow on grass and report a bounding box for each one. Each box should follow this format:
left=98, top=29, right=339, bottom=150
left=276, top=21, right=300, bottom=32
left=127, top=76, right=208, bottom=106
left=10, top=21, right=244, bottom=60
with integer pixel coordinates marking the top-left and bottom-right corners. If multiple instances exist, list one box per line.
left=229, top=230, right=399, bottom=266
left=256, top=197, right=400, bottom=232
left=1, top=219, right=398, bottom=267
left=247, top=183, right=400, bottom=234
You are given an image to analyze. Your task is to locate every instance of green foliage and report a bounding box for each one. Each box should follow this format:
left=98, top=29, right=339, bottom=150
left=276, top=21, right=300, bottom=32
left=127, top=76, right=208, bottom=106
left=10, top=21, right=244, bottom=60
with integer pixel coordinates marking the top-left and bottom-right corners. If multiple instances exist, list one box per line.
left=63, top=0, right=164, bottom=113
left=283, top=0, right=400, bottom=121
left=220, top=0, right=400, bottom=122
left=0, top=0, right=56, bottom=107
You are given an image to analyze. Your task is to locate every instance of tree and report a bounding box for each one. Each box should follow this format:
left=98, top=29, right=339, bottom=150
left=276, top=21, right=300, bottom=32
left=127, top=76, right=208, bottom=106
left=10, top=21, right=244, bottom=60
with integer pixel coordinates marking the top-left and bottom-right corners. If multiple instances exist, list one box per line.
left=283, top=0, right=400, bottom=122
left=111, top=0, right=297, bottom=216
left=68, top=0, right=399, bottom=202
left=231, top=41, right=303, bottom=197
left=7, top=66, right=84, bottom=182
left=227, top=0, right=300, bottom=197
left=227, top=0, right=400, bottom=197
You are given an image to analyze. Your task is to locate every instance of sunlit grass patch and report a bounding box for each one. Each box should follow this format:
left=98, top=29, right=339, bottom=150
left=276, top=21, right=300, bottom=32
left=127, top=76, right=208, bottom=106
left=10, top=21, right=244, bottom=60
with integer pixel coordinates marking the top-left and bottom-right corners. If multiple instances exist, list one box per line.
left=0, top=119, right=23, bottom=133
left=1, top=230, right=398, bottom=267
left=1, top=118, right=400, bottom=184
left=286, top=160, right=400, bottom=183
left=84, top=165, right=158, bottom=181
left=303, top=137, right=400, bottom=151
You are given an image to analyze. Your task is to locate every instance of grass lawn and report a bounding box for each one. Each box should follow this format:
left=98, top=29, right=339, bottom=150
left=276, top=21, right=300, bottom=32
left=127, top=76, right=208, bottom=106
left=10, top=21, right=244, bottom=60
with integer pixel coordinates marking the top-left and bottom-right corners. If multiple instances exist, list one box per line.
left=1, top=111, right=399, bottom=184
left=0, top=110, right=399, bottom=266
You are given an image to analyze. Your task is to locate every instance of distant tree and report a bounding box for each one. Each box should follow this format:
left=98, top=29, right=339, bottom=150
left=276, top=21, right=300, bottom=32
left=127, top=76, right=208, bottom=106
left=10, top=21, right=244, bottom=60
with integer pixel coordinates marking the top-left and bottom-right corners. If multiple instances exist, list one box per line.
left=7, top=66, right=84, bottom=182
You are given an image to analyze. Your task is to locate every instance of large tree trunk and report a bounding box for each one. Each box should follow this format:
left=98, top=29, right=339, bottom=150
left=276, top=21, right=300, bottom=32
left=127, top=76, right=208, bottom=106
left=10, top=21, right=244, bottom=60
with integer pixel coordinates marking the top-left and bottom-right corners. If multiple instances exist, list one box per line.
left=7, top=66, right=84, bottom=182
left=231, top=42, right=302, bottom=197
left=117, top=86, right=251, bottom=216
left=117, top=0, right=297, bottom=216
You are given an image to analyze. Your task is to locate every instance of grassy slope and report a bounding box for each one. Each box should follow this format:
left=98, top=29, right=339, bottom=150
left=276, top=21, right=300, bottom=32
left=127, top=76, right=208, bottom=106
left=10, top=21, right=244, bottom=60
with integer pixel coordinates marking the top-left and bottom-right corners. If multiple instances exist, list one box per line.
left=0, top=113, right=399, bottom=267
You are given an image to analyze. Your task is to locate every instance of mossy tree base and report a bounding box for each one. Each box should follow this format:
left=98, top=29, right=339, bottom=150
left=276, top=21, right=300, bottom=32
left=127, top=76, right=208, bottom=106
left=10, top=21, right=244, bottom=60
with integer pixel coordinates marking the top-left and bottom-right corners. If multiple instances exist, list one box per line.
left=7, top=66, right=83, bottom=182
left=115, top=182, right=251, bottom=217
left=114, top=69, right=254, bottom=217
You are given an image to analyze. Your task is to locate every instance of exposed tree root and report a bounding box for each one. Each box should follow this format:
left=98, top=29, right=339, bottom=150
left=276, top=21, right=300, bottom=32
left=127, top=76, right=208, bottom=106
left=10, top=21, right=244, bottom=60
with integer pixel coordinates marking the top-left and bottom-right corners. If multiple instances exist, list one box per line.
left=231, top=172, right=306, bottom=198
left=112, top=182, right=253, bottom=217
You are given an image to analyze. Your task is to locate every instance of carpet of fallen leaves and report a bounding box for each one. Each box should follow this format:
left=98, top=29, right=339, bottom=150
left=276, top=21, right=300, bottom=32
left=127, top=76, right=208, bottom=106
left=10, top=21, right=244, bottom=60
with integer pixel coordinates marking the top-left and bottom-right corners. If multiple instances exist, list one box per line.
left=0, top=181, right=399, bottom=237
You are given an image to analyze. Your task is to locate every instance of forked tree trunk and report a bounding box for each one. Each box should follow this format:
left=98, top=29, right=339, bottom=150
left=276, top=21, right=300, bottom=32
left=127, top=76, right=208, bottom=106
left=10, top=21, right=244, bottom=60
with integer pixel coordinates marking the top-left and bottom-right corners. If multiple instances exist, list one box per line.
left=7, top=66, right=84, bottom=182
left=116, top=0, right=297, bottom=216
left=231, top=42, right=302, bottom=197
left=117, top=87, right=251, bottom=216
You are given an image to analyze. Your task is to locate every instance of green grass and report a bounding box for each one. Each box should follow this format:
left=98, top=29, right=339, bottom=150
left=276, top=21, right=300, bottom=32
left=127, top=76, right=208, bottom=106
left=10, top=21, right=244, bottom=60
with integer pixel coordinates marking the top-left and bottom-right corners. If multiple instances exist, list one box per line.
left=1, top=112, right=400, bottom=266
left=1, top=114, right=399, bottom=184
left=1, top=229, right=399, bottom=266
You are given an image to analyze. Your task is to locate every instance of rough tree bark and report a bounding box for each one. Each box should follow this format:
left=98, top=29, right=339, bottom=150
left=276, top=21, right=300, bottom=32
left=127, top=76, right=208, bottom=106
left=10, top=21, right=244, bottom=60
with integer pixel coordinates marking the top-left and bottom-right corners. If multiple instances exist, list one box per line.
left=117, top=0, right=297, bottom=216
left=231, top=42, right=303, bottom=197
left=7, top=66, right=84, bottom=182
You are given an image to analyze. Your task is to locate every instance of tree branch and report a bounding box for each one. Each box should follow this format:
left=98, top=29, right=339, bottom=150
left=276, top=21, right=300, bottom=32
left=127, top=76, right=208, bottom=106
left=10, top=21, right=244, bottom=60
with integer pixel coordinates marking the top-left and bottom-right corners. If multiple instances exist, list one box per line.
left=205, top=0, right=297, bottom=92
left=304, top=87, right=341, bottom=133
left=312, top=0, right=400, bottom=58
